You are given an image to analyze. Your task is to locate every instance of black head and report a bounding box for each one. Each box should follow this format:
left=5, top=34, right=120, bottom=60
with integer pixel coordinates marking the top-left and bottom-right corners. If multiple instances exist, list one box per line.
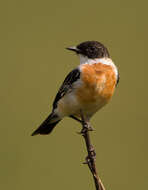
left=67, top=41, right=110, bottom=59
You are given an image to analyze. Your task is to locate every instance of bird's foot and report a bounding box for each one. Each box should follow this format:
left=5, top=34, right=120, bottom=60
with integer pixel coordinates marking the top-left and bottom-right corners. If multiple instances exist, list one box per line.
left=80, top=122, right=94, bottom=134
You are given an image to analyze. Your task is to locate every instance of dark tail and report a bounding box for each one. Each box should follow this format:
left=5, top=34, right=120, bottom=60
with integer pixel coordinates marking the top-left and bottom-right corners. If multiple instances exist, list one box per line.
left=31, top=113, right=61, bottom=136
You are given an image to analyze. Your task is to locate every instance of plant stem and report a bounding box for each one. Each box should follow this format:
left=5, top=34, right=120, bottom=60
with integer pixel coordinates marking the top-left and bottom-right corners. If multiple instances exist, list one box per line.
left=80, top=111, right=106, bottom=190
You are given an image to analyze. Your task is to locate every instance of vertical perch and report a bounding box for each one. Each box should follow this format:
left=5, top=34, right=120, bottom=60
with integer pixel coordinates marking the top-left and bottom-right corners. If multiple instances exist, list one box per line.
left=80, top=111, right=106, bottom=190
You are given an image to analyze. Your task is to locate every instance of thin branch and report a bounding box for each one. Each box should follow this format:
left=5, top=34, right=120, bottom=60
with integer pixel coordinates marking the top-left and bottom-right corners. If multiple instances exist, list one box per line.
left=80, top=111, right=106, bottom=190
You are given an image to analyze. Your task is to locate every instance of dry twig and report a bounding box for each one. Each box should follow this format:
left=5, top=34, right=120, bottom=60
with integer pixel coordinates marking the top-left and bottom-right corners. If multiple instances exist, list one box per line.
left=79, top=111, right=106, bottom=190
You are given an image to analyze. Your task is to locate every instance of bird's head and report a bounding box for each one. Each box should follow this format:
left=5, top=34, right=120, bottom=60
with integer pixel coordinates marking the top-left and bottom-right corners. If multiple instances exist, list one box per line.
left=66, top=41, right=110, bottom=59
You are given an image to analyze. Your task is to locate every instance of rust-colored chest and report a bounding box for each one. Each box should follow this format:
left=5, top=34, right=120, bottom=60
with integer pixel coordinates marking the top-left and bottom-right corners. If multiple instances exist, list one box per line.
left=76, top=63, right=117, bottom=104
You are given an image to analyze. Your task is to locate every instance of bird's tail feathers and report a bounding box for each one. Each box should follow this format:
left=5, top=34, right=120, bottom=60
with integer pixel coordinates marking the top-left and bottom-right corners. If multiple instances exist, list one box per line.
left=31, top=113, right=61, bottom=136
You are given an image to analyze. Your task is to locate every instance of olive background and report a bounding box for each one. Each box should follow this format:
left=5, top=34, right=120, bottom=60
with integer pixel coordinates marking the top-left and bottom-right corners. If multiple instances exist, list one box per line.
left=0, top=0, right=147, bottom=190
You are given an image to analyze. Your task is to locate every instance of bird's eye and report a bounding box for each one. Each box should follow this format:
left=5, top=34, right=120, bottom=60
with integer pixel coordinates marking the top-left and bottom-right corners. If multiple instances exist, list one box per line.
left=88, top=47, right=95, bottom=53
left=90, top=47, right=95, bottom=51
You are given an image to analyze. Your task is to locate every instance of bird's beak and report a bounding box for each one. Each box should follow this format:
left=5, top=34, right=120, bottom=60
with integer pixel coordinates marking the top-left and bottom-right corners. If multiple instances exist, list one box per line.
left=66, top=46, right=79, bottom=53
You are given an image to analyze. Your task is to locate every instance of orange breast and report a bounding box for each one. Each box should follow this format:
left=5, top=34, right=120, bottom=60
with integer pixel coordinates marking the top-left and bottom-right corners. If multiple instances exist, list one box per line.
left=76, top=63, right=117, bottom=104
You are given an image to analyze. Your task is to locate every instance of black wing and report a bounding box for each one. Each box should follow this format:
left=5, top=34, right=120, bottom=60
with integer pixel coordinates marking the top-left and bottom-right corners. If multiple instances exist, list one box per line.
left=52, top=68, right=80, bottom=109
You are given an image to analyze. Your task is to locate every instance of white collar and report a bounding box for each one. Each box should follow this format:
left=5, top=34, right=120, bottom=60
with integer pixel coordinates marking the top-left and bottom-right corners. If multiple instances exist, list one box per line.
left=79, top=54, right=118, bottom=78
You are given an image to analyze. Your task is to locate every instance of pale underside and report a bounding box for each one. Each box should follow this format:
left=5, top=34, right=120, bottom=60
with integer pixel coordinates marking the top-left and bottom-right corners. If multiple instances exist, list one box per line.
left=55, top=88, right=109, bottom=121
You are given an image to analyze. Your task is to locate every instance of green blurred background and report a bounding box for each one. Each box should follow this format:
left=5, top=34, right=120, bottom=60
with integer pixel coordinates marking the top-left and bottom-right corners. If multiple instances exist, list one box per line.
left=0, top=0, right=147, bottom=189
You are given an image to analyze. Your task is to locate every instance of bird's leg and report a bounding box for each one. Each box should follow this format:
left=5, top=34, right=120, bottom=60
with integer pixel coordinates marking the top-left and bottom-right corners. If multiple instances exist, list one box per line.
left=80, top=121, right=94, bottom=134
left=69, top=115, right=94, bottom=134
left=69, top=115, right=82, bottom=124
left=79, top=111, right=94, bottom=134
left=70, top=114, right=94, bottom=134
left=86, top=122, right=94, bottom=132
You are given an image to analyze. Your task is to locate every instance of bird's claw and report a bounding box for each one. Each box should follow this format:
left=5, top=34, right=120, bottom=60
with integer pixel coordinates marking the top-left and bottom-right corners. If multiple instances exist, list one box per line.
left=80, top=122, right=94, bottom=134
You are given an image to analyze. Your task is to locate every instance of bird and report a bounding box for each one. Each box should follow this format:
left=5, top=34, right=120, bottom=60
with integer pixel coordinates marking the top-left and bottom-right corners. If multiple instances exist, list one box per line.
left=31, top=41, right=119, bottom=136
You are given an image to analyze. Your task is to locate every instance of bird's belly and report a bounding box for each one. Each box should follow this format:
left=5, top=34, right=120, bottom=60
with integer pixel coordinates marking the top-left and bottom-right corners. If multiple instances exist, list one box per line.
left=56, top=88, right=109, bottom=119
left=75, top=90, right=109, bottom=119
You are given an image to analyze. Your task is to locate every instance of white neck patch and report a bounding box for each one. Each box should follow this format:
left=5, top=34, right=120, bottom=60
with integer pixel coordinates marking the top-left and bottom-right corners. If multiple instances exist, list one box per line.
left=79, top=54, right=118, bottom=78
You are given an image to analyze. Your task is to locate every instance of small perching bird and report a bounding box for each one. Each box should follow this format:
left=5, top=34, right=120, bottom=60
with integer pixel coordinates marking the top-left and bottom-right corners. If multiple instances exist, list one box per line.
left=31, top=41, right=119, bottom=136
